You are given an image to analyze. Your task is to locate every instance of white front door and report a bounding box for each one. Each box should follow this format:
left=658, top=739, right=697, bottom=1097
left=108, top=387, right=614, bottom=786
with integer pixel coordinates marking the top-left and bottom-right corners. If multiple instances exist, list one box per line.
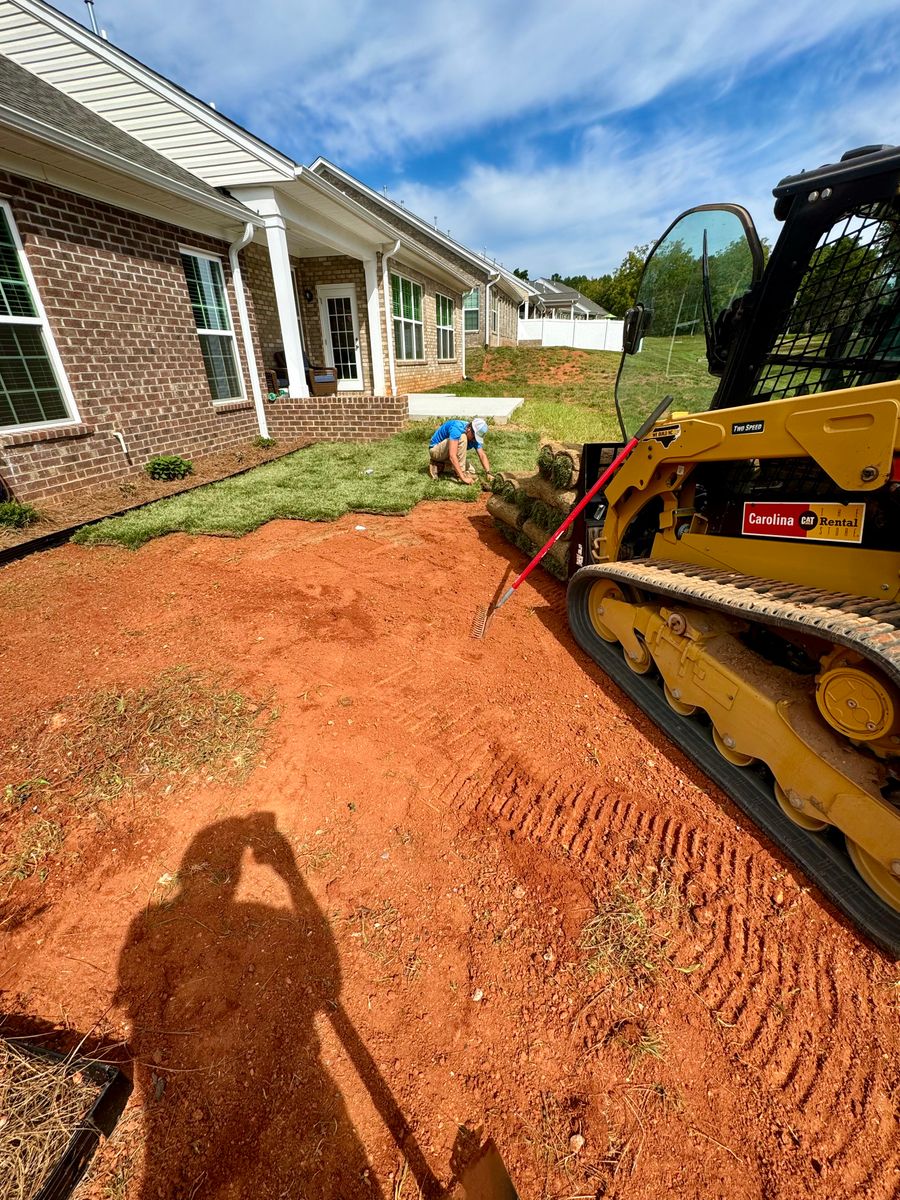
left=317, top=284, right=363, bottom=391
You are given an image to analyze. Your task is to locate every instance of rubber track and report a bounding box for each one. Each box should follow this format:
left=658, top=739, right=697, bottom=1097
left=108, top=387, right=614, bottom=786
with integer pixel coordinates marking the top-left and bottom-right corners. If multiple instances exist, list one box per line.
left=589, top=558, right=900, bottom=689
left=567, top=563, right=900, bottom=958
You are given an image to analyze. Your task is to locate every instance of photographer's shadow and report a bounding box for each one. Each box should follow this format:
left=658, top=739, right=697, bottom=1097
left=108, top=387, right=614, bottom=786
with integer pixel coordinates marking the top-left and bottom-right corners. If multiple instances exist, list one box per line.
left=116, top=813, right=440, bottom=1199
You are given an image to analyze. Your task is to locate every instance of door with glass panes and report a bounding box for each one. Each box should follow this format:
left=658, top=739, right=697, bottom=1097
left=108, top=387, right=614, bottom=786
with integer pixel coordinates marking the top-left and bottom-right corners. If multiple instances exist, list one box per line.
left=317, top=284, right=363, bottom=390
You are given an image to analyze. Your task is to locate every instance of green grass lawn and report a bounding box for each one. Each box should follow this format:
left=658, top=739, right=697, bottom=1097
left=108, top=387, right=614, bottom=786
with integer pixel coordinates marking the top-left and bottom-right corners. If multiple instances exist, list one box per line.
left=73, top=426, right=539, bottom=550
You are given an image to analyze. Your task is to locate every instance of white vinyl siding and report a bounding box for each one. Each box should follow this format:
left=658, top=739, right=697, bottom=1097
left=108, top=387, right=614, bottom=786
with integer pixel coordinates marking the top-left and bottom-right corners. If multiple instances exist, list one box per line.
left=0, top=201, right=75, bottom=431
left=391, top=272, right=423, bottom=361
left=0, top=1, right=290, bottom=186
left=436, top=293, right=455, bottom=360
left=180, top=250, right=243, bottom=401
left=463, top=288, right=479, bottom=333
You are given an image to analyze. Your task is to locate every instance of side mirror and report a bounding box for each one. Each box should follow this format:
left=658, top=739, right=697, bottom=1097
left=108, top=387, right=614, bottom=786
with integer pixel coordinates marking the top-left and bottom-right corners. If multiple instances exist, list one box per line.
left=622, top=304, right=645, bottom=355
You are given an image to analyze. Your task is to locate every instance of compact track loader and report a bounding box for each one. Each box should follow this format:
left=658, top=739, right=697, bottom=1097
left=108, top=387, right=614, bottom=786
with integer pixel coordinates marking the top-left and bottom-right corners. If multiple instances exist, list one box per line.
left=566, top=145, right=900, bottom=954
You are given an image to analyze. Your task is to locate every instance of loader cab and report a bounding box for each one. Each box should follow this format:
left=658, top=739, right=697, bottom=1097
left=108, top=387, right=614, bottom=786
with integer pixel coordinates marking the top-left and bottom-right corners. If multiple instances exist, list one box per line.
left=617, top=145, right=900, bottom=433
left=616, top=205, right=764, bottom=439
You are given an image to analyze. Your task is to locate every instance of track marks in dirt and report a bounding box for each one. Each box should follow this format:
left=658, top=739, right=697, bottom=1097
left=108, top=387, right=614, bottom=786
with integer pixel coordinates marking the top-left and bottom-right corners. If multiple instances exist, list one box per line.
left=361, top=642, right=900, bottom=1199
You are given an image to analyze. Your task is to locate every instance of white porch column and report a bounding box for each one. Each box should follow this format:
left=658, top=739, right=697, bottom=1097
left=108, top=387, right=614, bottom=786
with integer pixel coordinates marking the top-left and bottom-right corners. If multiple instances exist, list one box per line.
left=363, top=254, right=386, bottom=395
left=263, top=215, right=308, bottom=398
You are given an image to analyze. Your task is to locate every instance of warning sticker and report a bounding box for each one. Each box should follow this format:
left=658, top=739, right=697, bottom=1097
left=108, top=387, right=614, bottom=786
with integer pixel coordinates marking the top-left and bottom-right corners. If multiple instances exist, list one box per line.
left=742, top=502, right=865, bottom=543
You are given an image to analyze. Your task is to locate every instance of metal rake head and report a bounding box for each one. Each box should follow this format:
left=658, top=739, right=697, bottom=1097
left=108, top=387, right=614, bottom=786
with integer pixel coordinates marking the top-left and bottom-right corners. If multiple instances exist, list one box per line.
left=470, top=604, right=490, bottom=639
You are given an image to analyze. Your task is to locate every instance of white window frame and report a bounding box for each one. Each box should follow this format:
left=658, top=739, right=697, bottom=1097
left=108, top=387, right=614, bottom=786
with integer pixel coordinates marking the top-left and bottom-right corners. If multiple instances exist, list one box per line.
left=391, top=271, right=424, bottom=361
left=179, top=245, right=244, bottom=404
left=0, top=199, right=79, bottom=434
left=463, top=287, right=480, bottom=333
left=490, top=290, right=500, bottom=337
left=435, top=293, right=455, bottom=360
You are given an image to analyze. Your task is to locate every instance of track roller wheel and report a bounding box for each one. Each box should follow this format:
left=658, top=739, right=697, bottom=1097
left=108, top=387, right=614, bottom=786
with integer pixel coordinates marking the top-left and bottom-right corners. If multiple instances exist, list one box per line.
left=664, top=684, right=696, bottom=716
left=712, top=727, right=755, bottom=767
left=774, top=782, right=828, bottom=832
left=846, top=839, right=900, bottom=913
left=587, top=581, right=625, bottom=644
left=624, top=641, right=653, bottom=675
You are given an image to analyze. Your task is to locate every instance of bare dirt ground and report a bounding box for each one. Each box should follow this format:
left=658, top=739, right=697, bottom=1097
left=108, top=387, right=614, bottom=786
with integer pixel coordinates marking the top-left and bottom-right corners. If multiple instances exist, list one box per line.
left=1, top=504, right=898, bottom=1199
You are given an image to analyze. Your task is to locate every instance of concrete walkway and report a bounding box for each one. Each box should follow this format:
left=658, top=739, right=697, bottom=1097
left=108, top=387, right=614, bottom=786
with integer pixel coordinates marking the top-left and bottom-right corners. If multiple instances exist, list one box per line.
left=407, top=393, right=523, bottom=424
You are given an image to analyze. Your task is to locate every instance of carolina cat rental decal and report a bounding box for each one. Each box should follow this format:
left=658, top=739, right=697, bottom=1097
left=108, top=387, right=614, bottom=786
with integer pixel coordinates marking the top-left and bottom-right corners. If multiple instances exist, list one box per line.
left=742, top=502, right=865, bottom=543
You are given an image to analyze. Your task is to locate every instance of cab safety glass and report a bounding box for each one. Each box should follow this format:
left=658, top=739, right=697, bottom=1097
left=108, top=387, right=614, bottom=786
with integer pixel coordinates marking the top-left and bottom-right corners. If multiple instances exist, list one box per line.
left=615, top=206, right=762, bottom=438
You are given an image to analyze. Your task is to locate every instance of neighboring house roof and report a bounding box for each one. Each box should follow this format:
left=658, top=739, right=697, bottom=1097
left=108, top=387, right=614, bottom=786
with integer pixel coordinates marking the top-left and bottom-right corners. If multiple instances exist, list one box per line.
left=0, top=0, right=296, bottom=185
left=0, top=52, right=258, bottom=225
left=531, top=277, right=611, bottom=317
left=309, top=157, right=533, bottom=304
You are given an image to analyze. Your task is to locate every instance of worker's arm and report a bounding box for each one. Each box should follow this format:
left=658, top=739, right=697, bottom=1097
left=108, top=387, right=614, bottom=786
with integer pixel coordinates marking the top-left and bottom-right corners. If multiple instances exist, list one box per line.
left=476, top=446, right=491, bottom=474
left=452, top=437, right=474, bottom=483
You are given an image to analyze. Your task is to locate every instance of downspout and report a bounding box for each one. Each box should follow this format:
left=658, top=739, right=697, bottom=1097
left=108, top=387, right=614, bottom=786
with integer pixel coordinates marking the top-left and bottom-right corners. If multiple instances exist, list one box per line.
left=381, top=238, right=401, bottom=397
left=484, top=270, right=500, bottom=347
left=229, top=222, right=268, bottom=438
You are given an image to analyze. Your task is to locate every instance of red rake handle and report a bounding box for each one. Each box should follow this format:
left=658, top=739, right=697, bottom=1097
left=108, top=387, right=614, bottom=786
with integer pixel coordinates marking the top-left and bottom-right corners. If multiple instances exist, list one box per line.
left=494, top=395, right=674, bottom=610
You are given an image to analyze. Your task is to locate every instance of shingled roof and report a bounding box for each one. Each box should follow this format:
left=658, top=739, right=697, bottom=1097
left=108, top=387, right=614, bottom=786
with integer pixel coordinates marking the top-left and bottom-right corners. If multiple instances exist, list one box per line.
left=0, top=51, right=248, bottom=210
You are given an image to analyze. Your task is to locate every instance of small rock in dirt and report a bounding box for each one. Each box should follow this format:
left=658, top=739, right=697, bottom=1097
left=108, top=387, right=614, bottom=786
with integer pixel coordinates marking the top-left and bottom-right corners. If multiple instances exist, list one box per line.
left=471, top=988, right=485, bottom=1002
left=692, top=904, right=715, bottom=927
left=381, top=851, right=390, bottom=860
left=773, top=889, right=785, bottom=906
left=513, top=885, right=526, bottom=899
left=569, top=1133, right=585, bottom=1154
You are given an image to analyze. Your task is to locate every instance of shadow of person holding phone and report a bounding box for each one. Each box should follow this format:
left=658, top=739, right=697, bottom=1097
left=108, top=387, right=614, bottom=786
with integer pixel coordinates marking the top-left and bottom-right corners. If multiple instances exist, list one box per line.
left=115, top=812, right=441, bottom=1199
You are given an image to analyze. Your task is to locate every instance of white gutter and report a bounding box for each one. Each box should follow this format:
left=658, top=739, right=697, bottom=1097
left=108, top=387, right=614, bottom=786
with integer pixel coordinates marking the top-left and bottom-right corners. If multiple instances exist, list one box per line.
left=484, top=270, right=500, bottom=348
left=381, top=238, right=401, bottom=397
left=229, top=222, right=268, bottom=438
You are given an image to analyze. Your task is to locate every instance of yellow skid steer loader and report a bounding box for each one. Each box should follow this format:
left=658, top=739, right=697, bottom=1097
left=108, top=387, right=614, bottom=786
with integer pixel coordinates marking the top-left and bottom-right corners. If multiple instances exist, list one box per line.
left=566, top=145, right=900, bottom=954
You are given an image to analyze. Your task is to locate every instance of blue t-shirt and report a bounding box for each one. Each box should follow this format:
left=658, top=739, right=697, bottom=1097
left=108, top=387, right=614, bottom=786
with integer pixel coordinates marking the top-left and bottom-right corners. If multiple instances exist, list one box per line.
left=430, top=419, right=482, bottom=449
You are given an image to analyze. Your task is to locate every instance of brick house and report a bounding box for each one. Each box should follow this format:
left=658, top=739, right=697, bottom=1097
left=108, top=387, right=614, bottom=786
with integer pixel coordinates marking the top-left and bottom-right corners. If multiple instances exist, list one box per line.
left=310, top=160, right=534, bottom=356
left=0, top=0, right=473, bottom=500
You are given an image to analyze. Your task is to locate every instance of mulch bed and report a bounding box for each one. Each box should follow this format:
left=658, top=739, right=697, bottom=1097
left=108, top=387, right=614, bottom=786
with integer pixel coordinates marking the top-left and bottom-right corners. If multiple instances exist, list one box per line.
left=0, top=439, right=313, bottom=553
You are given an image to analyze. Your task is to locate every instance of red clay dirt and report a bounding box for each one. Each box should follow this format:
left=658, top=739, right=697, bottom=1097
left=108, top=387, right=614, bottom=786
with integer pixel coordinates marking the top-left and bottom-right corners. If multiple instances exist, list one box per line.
left=475, top=349, right=591, bottom=387
left=1, top=504, right=898, bottom=1199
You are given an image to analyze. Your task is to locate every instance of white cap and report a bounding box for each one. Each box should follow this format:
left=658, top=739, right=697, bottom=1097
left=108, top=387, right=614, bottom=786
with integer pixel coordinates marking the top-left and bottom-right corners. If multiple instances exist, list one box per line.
left=471, top=418, right=488, bottom=446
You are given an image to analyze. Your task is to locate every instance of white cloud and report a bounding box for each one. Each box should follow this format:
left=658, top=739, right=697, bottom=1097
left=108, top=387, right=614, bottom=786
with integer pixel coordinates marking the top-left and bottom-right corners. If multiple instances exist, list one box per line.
left=56, top=0, right=899, bottom=160
left=52, top=0, right=900, bottom=274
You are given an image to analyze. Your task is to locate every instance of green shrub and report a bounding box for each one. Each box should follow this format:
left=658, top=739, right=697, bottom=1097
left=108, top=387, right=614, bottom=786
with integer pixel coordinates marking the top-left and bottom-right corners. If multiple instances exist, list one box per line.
left=0, top=500, right=39, bottom=528
left=144, top=455, right=193, bottom=481
left=252, top=435, right=278, bottom=449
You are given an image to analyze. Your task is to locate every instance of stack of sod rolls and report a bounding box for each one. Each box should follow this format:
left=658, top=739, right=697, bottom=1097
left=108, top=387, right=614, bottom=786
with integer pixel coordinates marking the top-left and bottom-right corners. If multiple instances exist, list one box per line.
left=485, top=441, right=581, bottom=582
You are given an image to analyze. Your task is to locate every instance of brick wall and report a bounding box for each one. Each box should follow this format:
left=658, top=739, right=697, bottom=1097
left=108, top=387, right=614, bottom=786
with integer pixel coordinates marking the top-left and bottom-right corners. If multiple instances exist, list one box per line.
left=0, top=171, right=265, bottom=502
left=266, top=394, right=408, bottom=441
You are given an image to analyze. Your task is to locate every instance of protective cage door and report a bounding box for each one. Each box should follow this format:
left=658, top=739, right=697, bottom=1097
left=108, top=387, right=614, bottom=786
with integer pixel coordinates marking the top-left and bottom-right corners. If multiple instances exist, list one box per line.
left=317, top=284, right=363, bottom=390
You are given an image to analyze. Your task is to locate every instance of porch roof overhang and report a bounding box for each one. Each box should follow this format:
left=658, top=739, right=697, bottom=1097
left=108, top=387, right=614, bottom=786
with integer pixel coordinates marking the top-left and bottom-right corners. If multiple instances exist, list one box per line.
left=232, top=170, right=472, bottom=292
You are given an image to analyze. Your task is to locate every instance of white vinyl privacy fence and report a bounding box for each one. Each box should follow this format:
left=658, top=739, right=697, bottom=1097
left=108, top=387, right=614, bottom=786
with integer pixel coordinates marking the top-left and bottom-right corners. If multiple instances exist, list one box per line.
left=518, top=317, right=624, bottom=352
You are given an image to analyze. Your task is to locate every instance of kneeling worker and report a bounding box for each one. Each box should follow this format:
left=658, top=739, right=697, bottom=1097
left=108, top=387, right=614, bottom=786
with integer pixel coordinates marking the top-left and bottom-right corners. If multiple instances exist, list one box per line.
left=428, top=418, right=490, bottom=484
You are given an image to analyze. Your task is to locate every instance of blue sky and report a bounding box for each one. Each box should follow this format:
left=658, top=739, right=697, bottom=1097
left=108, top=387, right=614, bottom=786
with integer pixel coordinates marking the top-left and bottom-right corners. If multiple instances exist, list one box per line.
left=56, top=0, right=900, bottom=277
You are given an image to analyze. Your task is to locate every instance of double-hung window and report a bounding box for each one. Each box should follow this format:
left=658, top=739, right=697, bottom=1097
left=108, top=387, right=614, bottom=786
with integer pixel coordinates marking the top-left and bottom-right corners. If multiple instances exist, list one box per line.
left=436, top=293, right=455, bottom=360
left=180, top=250, right=243, bottom=401
left=463, top=288, right=480, bottom=333
left=490, top=291, right=500, bottom=337
left=0, top=202, right=74, bottom=431
left=391, top=272, right=423, bottom=360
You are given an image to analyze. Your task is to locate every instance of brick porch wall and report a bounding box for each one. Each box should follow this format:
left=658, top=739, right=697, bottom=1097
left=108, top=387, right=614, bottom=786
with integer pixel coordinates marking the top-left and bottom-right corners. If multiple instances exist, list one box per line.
left=265, top=394, right=408, bottom=441
left=0, top=171, right=265, bottom=503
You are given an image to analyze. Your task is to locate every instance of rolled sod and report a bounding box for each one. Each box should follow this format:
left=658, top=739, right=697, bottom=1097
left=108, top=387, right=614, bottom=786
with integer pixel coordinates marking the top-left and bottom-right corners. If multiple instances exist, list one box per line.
left=487, top=495, right=524, bottom=530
